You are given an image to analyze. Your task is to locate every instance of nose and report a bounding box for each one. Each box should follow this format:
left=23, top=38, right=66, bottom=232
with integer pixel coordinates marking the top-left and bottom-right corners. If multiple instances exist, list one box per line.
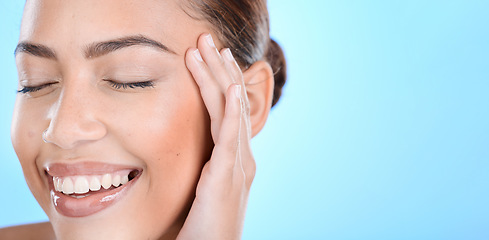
left=43, top=87, right=107, bottom=149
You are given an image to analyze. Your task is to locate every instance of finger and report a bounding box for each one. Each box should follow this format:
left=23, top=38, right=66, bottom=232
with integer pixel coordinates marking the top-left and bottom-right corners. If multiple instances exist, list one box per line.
left=198, top=33, right=236, bottom=89
left=219, top=48, right=253, bottom=165
left=212, top=83, right=242, bottom=169
left=221, top=48, right=243, bottom=85
left=185, top=47, right=225, bottom=141
left=221, top=48, right=252, bottom=142
left=236, top=93, right=254, bottom=184
left=220, top=47, right=254, bottom=181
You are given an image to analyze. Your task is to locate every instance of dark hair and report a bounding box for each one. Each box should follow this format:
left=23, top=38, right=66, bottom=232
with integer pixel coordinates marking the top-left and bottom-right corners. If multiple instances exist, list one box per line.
left=183, top=0, right=287, bottom=107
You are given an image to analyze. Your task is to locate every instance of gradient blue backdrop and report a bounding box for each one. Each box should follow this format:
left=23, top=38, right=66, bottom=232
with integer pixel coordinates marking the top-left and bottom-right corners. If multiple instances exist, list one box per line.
left=1, top=1, right=488, bottom=239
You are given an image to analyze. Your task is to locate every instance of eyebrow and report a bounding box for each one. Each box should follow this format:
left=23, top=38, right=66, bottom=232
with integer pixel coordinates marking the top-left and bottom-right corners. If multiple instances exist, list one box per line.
left=14, top=42, right=57, bottom=60
left=14, top=35, right=176, bottom=60
left=84, top=35, right=177, bottom=58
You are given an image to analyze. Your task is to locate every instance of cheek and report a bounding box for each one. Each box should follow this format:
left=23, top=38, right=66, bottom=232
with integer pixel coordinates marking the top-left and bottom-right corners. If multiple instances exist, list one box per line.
left=128, top=91, right=210, bottom=171
left=102, top=72, right=213, bottom=225
left=109, top=76, right=211, bottom=166
left=11, top=98, right=51, bottom=209
left=12, top=99, right=42, bottom=169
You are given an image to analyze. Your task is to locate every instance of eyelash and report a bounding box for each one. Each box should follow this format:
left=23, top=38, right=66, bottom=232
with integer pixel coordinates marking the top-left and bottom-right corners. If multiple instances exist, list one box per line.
left=17, top=80, right=154, bottom=94
left=17, top=82, right=57, bottom=94
left=107, top=80, right=155, bottom=90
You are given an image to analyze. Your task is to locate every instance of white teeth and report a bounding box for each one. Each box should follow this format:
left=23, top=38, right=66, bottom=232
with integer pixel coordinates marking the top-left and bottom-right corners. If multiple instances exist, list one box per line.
left=56, top=178, right=63, bottom=192
left=53, top=177, right=60, bottom=192
left=74, top=177, right=89, bottom=194
left=121, top=175, right=129, bottom=185
left=62, top=178, right=74, bottom=194
left=53, top=178, right=58, bottom=191
left=53, top=170, right=134, bottom=196
left=101, top=174, right=112, bottom=189
left=89, top=176, right=101, bottom=191
left=112, top=175, right=121, bottom=187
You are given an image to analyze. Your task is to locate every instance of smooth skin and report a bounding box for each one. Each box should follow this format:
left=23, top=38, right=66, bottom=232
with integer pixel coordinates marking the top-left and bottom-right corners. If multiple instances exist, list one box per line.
left=3, top=0, right=274, bottom=239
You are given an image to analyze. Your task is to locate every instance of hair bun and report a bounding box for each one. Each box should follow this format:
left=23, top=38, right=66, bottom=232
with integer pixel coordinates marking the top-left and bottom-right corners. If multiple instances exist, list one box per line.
left=266, top=38, right=287, bottom=107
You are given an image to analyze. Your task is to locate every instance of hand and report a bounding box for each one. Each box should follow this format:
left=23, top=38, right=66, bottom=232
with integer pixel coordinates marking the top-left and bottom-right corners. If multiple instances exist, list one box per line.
left=177, top=33, right=256, bottom=240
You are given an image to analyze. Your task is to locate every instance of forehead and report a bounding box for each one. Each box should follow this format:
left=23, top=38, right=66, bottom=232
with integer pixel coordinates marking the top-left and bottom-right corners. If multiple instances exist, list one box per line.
left=20, top=0, right=206, bottom=55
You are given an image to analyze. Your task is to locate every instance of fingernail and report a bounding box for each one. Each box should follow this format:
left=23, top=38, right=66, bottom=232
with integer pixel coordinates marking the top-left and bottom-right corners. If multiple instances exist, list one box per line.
left=234, top=84, right=241, bottom=99
left=223, top=48, right=234, bottom=61
left=193, top=49, right=203, bottom=62
left=205, top=34, right=216, bottom=48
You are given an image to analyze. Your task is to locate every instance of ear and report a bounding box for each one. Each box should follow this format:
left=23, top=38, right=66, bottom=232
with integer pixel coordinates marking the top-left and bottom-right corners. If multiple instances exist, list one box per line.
left=242, top=60, right=274, bottom=138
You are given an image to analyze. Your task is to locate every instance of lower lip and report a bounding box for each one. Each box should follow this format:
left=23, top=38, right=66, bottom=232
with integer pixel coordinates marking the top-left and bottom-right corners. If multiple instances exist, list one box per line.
left=49, top=173, right=140, bottom=218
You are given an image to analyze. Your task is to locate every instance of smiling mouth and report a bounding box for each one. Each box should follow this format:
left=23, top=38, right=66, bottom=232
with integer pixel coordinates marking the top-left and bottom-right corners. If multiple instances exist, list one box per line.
left=52, top=170, right=140, bottom=198
left=45, top=163, right=142, bottom=218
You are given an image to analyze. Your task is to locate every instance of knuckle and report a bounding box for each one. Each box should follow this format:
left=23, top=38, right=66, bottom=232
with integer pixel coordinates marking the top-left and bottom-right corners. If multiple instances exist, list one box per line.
left=245, top=157, right=256, bottom=183
left=231, top=67, right=243, bottom=80
left=235, top=154, right=256, bottom=188
left=216, top=55, right=226, bottom=67
left=243, top=101, right=251, bottom=116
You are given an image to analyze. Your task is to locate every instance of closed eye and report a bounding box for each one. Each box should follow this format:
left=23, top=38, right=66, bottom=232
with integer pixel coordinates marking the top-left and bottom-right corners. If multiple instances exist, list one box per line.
left=17, top=82, right=57, bottom=94
left=105, top=80, right=155, bottom=90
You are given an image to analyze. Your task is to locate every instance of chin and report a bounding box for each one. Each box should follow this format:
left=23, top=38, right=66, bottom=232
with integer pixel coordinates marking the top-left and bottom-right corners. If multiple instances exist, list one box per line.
left=18, top=149, right=207, bottom=240
left=40, top=164, right=194, bottom=240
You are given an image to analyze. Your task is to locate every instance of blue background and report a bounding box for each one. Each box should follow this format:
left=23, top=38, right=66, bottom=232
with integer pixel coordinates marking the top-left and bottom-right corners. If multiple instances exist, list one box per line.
left=1, top=1, right=488, bottom=239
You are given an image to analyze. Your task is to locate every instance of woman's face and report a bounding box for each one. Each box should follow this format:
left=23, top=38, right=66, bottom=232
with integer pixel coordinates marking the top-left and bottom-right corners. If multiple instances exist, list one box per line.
left=12, top=0, right=216, bottom=238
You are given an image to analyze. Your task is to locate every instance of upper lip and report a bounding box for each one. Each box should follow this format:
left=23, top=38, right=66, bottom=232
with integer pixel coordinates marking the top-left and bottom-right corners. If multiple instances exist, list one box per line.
left=45, top=162, right=140, bottom=177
